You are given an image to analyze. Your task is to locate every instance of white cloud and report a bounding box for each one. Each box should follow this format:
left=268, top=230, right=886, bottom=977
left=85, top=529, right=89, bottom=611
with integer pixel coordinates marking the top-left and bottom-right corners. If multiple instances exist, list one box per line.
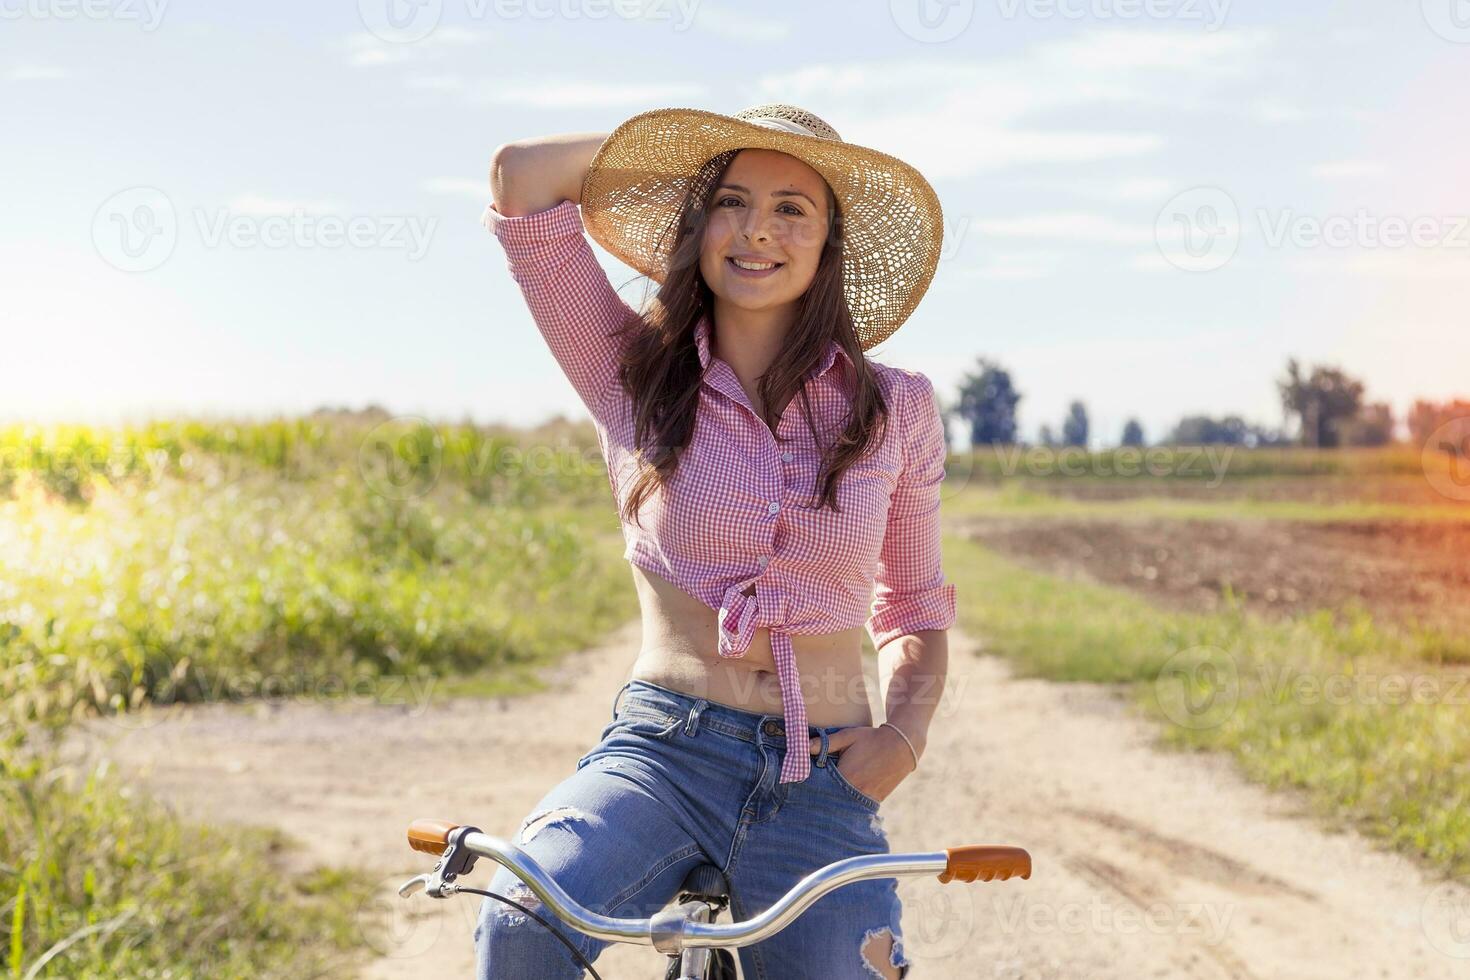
left=1310, top=160, right=1385, bottom=179
left=1297, top=249, right=1470, bottom=281
left=337, top=28, right=492, bottom=68
left=692, top=7, right=792, bottom=42
left=978, top=213, right=1153, bottom=244
left=1252, top=97, right=1307, bottom=123
left=1032, top=28, right=1273, bottom=74
left=751, top=33, right=1274, bottom=177
left=421, top=177, right=486, bottom=198
left=962, top=250, right=1062, bottom=281
left=8, top=65, right=70, bottom=81
left=468, top=79, right=707, bottom=108
left=406, top=74, right=465, bottom=92
left=225, top=196, right=346, bottom=216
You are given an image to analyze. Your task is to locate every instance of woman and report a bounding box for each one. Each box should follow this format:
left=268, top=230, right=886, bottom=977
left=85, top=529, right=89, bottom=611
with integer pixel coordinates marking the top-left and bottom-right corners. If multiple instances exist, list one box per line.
left=475, top=103, right=954, bottom=979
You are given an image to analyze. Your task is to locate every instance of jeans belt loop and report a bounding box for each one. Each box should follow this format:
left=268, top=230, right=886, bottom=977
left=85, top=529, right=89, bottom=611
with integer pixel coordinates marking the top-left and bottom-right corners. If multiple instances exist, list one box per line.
left=684, top=699, right=706, bottom=737
left=815, top=727, right=830, bottom=767
left=611, top=680, right=631, bottom=720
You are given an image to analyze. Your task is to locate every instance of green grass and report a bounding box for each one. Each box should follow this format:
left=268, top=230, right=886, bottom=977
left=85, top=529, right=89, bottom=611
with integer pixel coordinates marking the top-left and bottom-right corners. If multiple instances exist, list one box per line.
left=954, top=444, right=1433, bottom=481
left=1, top=446, right=632, bottom=737
left=942, top=482, right=1470, bottom=523
left=945, top=532, right=1470, bottom=875
left=1, top=753, right=371, bottom=978
left=1, top=415, right=639, bottom=979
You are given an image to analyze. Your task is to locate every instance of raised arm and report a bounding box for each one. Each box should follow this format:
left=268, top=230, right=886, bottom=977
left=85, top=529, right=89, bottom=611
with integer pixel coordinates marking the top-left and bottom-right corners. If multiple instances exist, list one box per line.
left=484, top=132, right=639, bottom=423
left=489, top=132, right=607, bottom=216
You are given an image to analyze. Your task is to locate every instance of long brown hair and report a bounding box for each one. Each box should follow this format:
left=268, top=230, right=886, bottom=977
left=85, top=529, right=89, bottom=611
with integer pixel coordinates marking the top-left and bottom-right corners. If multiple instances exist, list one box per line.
left=608, top=149, right=892, bottom=527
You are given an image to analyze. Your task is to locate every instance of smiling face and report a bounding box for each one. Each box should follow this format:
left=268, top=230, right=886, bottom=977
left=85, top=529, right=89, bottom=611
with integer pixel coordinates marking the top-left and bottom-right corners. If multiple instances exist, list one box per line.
left=698, top=148, right=834, bottom=318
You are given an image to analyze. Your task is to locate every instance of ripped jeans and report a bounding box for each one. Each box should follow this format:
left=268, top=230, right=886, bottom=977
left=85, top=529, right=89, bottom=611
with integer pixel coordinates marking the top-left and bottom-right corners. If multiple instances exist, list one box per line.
left=473, top=678, right=912, bottom=979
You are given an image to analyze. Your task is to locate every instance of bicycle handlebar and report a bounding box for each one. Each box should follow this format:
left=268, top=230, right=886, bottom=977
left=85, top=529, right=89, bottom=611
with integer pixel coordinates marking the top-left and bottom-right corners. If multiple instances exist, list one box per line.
left=402, top=819, right=1031, bottom=954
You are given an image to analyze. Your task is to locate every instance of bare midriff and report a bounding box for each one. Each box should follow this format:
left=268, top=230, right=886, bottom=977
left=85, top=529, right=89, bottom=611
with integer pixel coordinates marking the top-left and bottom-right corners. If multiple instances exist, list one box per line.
left=626, top=565, right=875, bottom=728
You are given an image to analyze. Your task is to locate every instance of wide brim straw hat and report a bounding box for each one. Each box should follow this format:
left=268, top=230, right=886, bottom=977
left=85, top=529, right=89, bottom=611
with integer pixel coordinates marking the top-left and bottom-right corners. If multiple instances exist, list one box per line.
left=579, top=103, right=944, bottom=351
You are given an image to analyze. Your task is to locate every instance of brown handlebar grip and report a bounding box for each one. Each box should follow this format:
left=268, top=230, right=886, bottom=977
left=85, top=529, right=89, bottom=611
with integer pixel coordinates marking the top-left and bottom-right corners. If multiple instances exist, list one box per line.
left=407, top=819, right=460, bottom=856
left=939, top=846, right=1032, bottom=883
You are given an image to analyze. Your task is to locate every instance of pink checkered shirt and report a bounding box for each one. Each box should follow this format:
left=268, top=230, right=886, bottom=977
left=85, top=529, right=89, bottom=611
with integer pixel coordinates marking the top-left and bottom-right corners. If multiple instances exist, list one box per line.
left=482, top=198, right=957, bottom=784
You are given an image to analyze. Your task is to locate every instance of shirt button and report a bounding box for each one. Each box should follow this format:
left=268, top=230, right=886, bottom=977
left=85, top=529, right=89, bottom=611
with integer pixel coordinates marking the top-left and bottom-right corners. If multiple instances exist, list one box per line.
left=757, top=555, right=769, bottom=568
left=767, top=500, right=780, bottom=515
left=780, top=451, right=794, bottom=462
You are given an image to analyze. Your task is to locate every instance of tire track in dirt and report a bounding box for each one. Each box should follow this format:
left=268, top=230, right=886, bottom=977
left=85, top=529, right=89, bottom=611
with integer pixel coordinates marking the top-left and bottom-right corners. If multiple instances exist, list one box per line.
left=71, top=623, right=1470, bottom=979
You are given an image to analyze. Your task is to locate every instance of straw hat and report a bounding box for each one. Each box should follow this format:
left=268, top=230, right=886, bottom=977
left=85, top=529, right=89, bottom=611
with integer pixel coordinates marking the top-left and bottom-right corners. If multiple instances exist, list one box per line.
left=579, top=103, right=944, bottom=351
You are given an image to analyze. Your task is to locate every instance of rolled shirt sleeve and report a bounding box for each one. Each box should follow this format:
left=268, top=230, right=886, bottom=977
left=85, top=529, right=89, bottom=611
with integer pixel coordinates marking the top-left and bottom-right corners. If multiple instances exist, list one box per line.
left=482, top=198, right=637, bottom=423
left=866, top=369, right=958, bottom=651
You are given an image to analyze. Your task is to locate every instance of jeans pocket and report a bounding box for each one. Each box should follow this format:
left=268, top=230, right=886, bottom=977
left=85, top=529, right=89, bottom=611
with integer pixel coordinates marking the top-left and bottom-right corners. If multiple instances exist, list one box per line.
left=827, top=752, right=882, bottom=811
left=601, top=702, right=684, bottom=742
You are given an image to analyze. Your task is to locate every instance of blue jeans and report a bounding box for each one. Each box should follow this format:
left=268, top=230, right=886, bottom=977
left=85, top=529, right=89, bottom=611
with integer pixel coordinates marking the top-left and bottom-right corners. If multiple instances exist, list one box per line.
left=473, top=678, right=912, bottom=978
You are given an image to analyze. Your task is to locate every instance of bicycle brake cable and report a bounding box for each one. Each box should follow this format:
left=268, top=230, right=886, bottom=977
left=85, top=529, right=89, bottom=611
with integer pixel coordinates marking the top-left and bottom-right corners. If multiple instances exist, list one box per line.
left=453, top=887, right=604, bottom=980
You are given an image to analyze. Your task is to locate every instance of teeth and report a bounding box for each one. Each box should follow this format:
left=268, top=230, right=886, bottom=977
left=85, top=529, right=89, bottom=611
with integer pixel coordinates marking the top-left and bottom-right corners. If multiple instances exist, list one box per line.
left=731, top=258, right=778, bottom=271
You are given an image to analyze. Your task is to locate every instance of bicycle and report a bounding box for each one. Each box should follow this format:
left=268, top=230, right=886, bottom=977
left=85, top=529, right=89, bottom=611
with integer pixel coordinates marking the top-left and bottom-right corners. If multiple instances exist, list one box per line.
left=399, top=817, right=1032, bottom=979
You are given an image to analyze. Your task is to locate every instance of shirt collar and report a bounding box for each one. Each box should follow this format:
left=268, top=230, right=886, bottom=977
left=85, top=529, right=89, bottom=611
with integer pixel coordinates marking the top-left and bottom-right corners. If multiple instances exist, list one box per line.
left=693, top=313, right=851, bottom=382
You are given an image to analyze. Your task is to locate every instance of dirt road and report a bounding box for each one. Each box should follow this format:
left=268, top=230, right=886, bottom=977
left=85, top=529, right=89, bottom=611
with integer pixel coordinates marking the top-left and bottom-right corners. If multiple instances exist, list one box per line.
left=77, top=622, right=1470, bottom=979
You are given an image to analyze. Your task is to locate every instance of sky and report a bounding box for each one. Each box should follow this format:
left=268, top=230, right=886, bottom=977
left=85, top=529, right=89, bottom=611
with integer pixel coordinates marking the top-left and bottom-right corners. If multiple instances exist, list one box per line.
left=4, top=0, right=1468, bottom=445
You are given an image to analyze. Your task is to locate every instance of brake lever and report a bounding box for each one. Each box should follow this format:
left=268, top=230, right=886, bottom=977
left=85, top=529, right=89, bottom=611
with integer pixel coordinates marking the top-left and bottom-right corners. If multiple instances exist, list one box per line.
left=398, top=873, right=431, bottom=898
left=399, top=825, right=483, bottom=900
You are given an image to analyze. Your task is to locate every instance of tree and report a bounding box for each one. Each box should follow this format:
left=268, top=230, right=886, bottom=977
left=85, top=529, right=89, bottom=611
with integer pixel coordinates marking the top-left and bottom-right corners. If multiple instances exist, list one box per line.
left=1121, top=419, right=1145, bottom=447
left=1038, top=424, right=1057, bottom=448
left=1164, top=414, right=1287, bottom=446
left=1277, top=359, right=1365, bottom=448
left=1342, top=402, right=1395, bottom=447
left=1061, top=402, right=1089, bottom=448
left=955, top=358, right=1022, bottom=446
left=1408, top=399, right=1470, bottom=447
left=1168, top=415, right=1248, bottom=445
